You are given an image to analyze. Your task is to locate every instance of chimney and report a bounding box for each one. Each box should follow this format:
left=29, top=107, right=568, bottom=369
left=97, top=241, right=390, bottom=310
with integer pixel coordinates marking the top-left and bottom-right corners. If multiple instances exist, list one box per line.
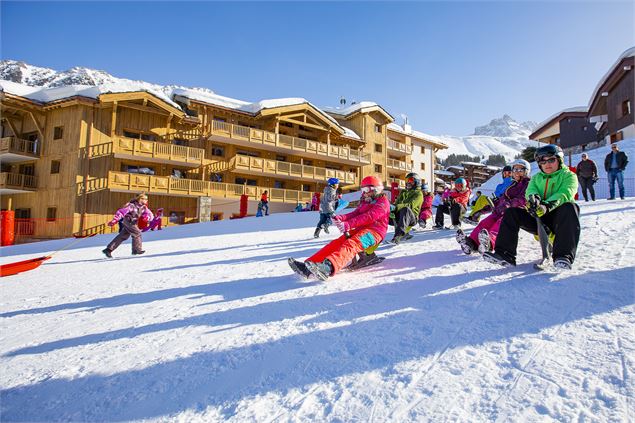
left=340, top=97, right=346, bottom=105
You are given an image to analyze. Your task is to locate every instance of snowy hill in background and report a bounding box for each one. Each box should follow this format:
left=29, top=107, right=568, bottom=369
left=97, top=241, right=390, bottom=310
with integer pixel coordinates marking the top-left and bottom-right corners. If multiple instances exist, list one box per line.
left=1, top=195, right=634, bottom=421
left=436, top=115, right=538, bottom=162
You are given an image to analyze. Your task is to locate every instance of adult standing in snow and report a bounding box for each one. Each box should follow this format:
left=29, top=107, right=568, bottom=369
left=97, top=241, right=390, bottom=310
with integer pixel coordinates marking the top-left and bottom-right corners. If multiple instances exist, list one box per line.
left=389, top=172, right=424, bottom=243
left=433, top=177, right=471, bottom=230
left=575, top=152, right=598, bottom=202
left=483, top=144, right=580, bottom=270
left=289, top=175, right=390, bottom=280
left=314, top=178, right=339, bottom=238
left=604, top=143, right=628, bottom=200
left=456, top=159, right=531, bottom=255
left=103, top=193, right=154, bottom=257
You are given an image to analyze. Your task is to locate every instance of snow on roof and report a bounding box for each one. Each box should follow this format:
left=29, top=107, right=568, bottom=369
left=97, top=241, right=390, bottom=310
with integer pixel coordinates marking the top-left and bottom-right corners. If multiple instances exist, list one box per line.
left=341, top=127, right=361, bottom=140
left=387, top=122, right=448, bottom=147
left=434, top=170, right=456, bottom=176
left=588, top=46, right=635, bottom=108
left=322, top=101, right=381, bottom=116
left=532, top=106, right=589, bottom=136
left=461, top=161, right=486, bottom=167
left=446, top=165, right=464, bottom=171
left=486, top=165, right=501, bottom=171
left=0, top=79, right=180, bottom=108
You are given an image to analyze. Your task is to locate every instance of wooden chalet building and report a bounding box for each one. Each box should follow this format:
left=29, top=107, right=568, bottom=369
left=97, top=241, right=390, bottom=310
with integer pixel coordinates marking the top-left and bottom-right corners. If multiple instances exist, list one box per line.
left=587, top=47, right=635, bottom=143
left=0, top=82, right=446, bottom=241
left=529, top=107, right=599, bottom=156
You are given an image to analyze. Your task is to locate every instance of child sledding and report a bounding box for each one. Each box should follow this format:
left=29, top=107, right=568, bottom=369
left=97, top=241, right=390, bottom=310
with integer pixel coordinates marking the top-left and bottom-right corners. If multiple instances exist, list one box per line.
left=288, top=175, right=390, bottom=281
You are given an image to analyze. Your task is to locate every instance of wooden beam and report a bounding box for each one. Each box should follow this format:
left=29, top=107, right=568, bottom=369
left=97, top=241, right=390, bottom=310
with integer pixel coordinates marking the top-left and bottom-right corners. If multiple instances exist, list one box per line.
left=2, top=117, right=20, bottom=137
left=27, top=111, right=44, bottom=139
left=143, top=98, right=148, bottom=107
left=166, top=113, right=172, bottom=139
left=111, top=102, right=118, bottom=138
left=278, top=117, right=327, bottom=131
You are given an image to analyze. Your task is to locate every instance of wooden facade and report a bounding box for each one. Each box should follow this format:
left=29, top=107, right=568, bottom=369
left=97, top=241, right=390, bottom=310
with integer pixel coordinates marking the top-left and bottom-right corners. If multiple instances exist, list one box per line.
left=0, top=88, right=446, bottom=241
left=530, top=109, right=598, bottom=150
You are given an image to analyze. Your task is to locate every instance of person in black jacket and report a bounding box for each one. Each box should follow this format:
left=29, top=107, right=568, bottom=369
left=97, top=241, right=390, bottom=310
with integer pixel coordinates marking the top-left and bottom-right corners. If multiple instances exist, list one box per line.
left=604, top=143, right=628, bottom=200
left=575, top=152, right=598, bottom=201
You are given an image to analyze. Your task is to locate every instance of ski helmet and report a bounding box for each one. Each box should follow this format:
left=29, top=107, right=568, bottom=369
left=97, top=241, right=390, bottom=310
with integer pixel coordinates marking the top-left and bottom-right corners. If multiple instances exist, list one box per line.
left=405, top=172, right=422, bottom=189
left=327, top=177, right=340, bottom=186
left=510, top=159, right=531, bottom=173
left=534, top=144, right=564, bottom=164
left=361, top=175, right=383, bottom=190
left=502, top=165, right=512, bottom=176
left=454, top=177, right=466, bottom=187
left=421, top=183, right=430, bottom=192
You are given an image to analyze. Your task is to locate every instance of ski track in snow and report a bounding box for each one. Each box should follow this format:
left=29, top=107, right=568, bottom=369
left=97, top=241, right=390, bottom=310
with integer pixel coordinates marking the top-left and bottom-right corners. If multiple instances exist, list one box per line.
left=1, top=200, right=634, bottom=422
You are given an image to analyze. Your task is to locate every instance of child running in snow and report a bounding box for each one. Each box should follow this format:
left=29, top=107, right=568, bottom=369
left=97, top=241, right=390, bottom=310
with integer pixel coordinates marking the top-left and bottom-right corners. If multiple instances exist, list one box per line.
left=418, top=183, right=434, bottom=228
left=456, top=159, right=531, bottom=255
left=103, top=193, right=153, bottom=257
left=289, top=175, right=390, bottom=281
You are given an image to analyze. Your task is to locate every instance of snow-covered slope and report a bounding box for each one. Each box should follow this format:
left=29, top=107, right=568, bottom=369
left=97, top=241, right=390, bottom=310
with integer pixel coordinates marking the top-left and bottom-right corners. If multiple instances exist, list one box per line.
left=437, top=115, right=538, bottom=162
left=1, top=197, right=633, bottom=421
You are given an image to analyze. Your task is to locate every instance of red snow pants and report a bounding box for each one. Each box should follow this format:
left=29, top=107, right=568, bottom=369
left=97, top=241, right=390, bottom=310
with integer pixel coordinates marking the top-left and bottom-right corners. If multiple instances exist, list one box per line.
left=306, top=228, right=382, bottom=275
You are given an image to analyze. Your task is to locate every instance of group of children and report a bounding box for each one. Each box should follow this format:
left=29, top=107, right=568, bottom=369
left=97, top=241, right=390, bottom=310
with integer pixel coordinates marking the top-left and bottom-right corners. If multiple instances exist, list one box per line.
left=102, top=144, right=581, bottom=278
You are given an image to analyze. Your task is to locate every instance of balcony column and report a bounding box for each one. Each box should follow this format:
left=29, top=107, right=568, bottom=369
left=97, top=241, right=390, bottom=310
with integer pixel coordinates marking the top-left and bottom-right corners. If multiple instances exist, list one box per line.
left=275, top=116, right=280, bottom=143
left=166, top=114, right=172, bottom=142
left=110, top=102, right=118, bottom=138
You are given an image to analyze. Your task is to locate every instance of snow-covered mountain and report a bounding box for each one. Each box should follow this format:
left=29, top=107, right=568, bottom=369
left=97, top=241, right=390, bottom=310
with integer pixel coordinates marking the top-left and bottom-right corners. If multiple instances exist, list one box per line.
left=436, top=115, right=539, bottom=161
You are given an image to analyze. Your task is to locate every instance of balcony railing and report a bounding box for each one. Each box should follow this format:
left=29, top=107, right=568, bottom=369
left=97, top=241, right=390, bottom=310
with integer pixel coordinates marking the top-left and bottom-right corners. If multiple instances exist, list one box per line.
left=210, top=121, right=371, bottom=164
left=0, top=136, right=40, bottom=159
left=107, top=171, right=313, bottom=204
left=0, top=173, right=38, bottom=191
left=92, top=137, right=205, bottom=166
left=231, top=154, right=357, bottom=185
left=387, top=139, right=413, bottom=155
left=387, top=158, right=408, bottom=171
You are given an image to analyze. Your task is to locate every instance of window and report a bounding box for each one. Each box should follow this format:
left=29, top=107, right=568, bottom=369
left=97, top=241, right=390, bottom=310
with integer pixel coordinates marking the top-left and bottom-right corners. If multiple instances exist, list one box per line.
left=304, top=160, right=313, bottom=166
left=173, top=138, right=187, bottom=146
left=15, top=208, right=31, bottom=219
left=213, top=117, right=226, bottom=123
left=274, top=180, right=285, bottom=189
left=53, top=126, right=63, bottom=140
left=420, top=162, right=426, bottom=171
left=276, top=155, right=287, bottom=162
left=50, top=160, right=61, bottom=174
left=375, top=143, right=383, bottom=153
left=281, top=122, right=293, bottom=128
left=299, top=125, right=312, bottom=132
left=211, top=212, right=223, bottom=221
left=622, top=100, right=632, bottom=117
left=46, top=207, right=57, bottom=222
left=123, top=130, right=156, bottom=141
left=121, top=164, right=155, bottom=175
left=123, top=130, right=141, bottom=139
left=235, top=177, right=257, bottom=186
left=302, top=184, right=311, bottom=191
left=168, top=211, right=185, bottom=224
left=141, top=133, right=156, bottom=141
left=374, top=124, right=382, bottom=133
left=211, top=145, right=225, bottom=157
left=236, top=150, right=260, bottom=158
left=421, top=146, right=425, bottom=154
left=171, top=169, right=186, bottom=179
left=374, top=164, right=382, bottom=173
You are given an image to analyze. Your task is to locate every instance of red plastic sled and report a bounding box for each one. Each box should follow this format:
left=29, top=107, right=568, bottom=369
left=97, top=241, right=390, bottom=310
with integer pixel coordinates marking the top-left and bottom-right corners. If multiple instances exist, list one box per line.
left=0, top=256, right=51, bottom=277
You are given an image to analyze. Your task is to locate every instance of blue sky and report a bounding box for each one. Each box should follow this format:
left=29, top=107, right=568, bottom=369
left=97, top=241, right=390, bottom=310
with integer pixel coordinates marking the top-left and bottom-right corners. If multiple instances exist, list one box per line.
left=1, top=1, right=633, bottom=135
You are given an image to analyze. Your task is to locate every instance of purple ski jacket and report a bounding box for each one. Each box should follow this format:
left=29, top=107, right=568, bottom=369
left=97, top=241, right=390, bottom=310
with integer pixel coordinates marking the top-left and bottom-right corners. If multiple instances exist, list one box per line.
left=112, top=200, right=154, bottom=225
left=492, top=177, right=530, bottom=218
left=338, top=194, right=390, bottom=240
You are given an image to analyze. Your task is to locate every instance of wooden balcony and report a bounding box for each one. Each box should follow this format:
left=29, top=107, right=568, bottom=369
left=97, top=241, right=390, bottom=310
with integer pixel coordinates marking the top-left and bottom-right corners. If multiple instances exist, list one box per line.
left=387, top=139, right=412, bottom=155
left=91, top=137, right=205, bottom=167
left=0, top=137, right=40, bottom=163
left=0, top=173, right=37, bottom=193
left=387, top=158, right=408, bottom=172
left=229, top=154, right=357, bottom=185
left=388, top=178, right=406, bottom=189
left=107, top=171, right=313, bottom=204
left=209, top=121, right=371, bottom=166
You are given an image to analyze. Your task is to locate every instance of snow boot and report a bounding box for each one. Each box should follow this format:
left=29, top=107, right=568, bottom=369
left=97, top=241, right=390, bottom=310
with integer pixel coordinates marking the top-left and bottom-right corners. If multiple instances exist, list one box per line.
left=323, top=224, right=330, bottom=234
left=432, top=223, right=444, bottom=230
left=314, top=227, right=321, bottom=238
left=404, top=233, right=414, bottom=241
left=455, top=229, right=476, bottom=255
left=553, top=257, right=572, bottom=271
left=477, top=229, right=492, bottom=254
left=390, top=235, right=403, bottom=244
left=483, top=251, right=516, bottom=267
left=305, top=259, right=334, bottom=281
left=449, top=224, right=461, bottom=230
left=132, top=250, right=145, bottom=255
left=102, top=248, right=112, bottom=258
left=288, top=258, right=312, bottom=279
left=346, top=252, right=385, bottom=271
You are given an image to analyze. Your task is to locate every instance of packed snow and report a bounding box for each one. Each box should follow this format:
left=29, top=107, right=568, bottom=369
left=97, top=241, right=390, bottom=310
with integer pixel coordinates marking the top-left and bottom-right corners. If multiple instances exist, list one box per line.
left=1, top=194, right=634, bottom=422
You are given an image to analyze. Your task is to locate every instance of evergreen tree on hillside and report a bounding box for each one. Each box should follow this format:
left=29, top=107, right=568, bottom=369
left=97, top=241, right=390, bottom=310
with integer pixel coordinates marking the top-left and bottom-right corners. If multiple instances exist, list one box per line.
left=441, top=154, right=482, bottom=167
left=486, top=154, right=507, bottom=167
left=520, top=146, right=537, bottom=162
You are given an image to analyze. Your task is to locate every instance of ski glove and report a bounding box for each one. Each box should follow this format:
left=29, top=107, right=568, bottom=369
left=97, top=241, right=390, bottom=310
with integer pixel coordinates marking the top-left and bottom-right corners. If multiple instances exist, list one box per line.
left=526, top=194, right=552, bottom=218
left=107, top=219, right=118, bottom=227
left=331, top=215, right=342, bottom=223
left=334, top=220, right=350, bottom=234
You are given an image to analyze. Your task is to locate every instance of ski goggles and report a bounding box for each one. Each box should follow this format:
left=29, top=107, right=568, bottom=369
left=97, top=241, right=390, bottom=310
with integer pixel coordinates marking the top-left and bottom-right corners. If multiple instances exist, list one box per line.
left=537, top=156, right=558, bottom=165
left=405, top=177, right=416, bottom=185
left=361, top=186, right=378, bottom=193
left=512, top=167, right=526, bottom=173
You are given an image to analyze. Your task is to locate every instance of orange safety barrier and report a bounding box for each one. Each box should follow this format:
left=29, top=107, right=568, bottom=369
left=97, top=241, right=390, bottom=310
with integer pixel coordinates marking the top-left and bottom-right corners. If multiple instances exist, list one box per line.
left=1, top=210, right=15, bottom=246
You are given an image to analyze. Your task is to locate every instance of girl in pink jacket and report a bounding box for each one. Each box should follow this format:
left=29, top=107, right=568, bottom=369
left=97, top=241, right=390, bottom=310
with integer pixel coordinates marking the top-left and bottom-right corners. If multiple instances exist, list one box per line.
left=288, top=176, right=390, bottom=281
left=418, top=183, right=434, bottom=228
left=102, top=193, right=153, bottom=257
